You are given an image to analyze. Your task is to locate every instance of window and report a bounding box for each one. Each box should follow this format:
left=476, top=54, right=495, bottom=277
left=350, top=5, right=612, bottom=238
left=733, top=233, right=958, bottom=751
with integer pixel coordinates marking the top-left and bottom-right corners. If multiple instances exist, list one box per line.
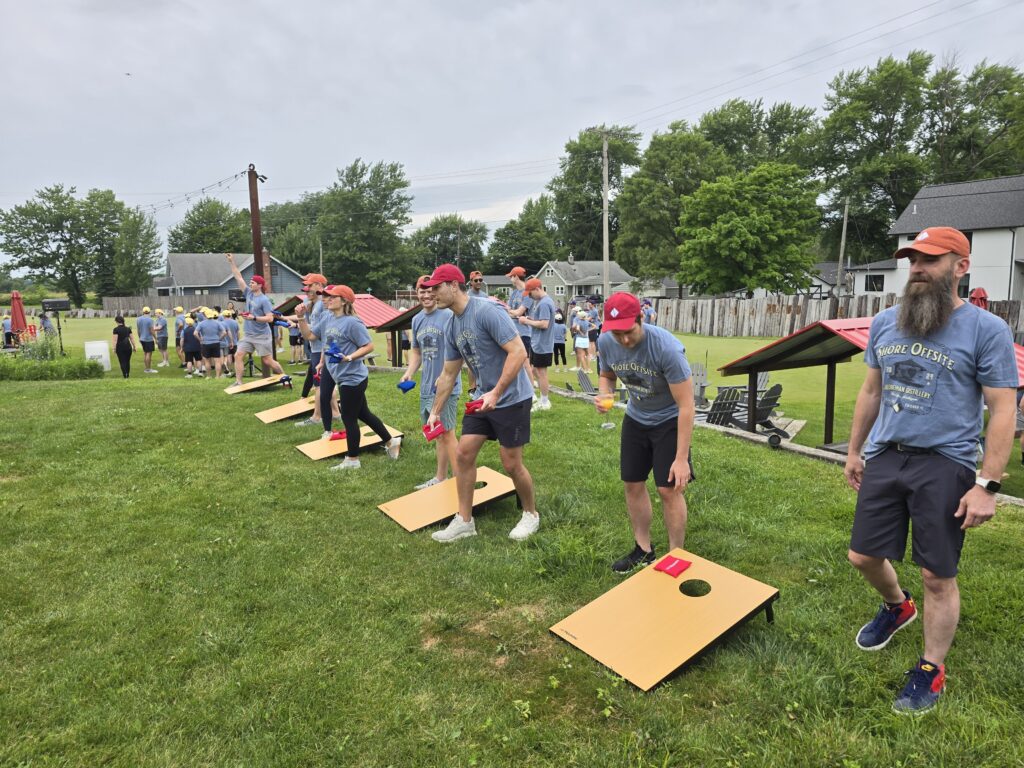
left=546, top=268, right=555, bottom=277
left=957, top=273, right=970, bottom=299
left=864, top=274, right=884, bottom=292
left=194, top=289, right=203, bottom=295
left=270, top=264, right=279, bottom=276
left=555, top=285, right=565, bottom=296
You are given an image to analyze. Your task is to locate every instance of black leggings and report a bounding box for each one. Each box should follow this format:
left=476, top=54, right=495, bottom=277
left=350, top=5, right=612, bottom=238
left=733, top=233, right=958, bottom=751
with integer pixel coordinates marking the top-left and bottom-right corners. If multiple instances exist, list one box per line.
left=301, top=351, right=321, bottom=398
left=319, top=371, right=390, bottom=457
left=115, top=346, right=132, bottom=378
left=553, top=343, right=566, bottom=366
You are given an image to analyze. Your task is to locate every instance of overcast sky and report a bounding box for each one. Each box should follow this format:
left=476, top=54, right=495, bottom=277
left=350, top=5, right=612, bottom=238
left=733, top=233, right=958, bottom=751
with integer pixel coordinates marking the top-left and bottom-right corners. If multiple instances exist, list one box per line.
left=2, top=0, right=1022, bottom=252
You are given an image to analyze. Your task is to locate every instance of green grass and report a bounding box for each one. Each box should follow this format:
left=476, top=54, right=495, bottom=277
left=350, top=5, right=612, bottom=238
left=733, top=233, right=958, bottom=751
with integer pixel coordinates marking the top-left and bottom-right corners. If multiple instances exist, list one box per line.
left=2, top=361, right=1023, bottom=766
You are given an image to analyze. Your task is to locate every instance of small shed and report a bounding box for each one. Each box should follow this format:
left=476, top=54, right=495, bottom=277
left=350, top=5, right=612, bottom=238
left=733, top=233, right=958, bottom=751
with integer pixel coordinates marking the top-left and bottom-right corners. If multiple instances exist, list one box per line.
left=374, top=305, right=421, bottom=366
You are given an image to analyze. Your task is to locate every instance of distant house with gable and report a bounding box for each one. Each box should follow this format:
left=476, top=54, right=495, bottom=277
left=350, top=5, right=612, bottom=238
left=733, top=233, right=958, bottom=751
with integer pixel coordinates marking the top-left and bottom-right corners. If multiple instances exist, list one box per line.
left=535, top=259, right=634, bottom=301
left=151, top=252, right=305, bottom=298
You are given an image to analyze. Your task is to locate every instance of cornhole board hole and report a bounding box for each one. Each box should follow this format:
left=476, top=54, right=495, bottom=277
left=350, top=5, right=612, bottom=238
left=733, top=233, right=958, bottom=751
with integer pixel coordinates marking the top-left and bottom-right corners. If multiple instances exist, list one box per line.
left=377, top=466, right=517, bottom=532
left=550, top=548, right=779, bottom=691
left=296, top=424, right=403, bottom=460
left=255, top=396, right=316, bottom=424
left=224, top=374, right=287, bottom=394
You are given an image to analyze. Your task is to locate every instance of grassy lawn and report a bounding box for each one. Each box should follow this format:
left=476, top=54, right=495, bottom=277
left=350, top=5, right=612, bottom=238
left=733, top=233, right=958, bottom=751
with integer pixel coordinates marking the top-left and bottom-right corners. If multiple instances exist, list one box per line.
left=2, top=328, right=1023, bottom=766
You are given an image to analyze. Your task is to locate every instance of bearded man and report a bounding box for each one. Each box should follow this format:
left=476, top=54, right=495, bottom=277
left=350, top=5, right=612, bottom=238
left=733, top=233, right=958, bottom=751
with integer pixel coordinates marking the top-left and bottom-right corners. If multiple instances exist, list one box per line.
left=844, top=226, right=1017, bottom=714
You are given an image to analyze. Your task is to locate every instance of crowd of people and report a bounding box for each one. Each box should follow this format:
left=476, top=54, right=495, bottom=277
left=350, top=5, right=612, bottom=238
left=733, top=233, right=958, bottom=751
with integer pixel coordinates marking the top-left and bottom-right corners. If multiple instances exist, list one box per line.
left=97, top=228, right=1017, bottom=715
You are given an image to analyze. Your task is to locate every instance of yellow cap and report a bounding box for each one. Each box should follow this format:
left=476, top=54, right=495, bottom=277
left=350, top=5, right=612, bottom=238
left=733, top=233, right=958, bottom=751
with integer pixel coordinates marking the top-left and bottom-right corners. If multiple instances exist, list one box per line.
left=142, top=306, right=151, bottom=313
left=185, top=317, right=195, bottom=326
left=203, top=308, right=218, bottom=319
left=173, top=306, right=184, bottom=313
left=154, top=308, right=164, bottom=315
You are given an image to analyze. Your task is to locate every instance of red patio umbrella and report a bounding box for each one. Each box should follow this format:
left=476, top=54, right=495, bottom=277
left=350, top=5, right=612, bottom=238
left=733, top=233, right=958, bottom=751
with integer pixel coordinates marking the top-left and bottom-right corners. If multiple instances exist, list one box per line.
left=9, top=290, right=28, bottom=339
left=968, top=287, right=988, bottom=311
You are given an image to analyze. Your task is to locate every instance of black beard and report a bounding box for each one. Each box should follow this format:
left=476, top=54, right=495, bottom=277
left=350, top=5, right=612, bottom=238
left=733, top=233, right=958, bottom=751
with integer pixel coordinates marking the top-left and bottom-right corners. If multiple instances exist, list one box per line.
left=897, top=270, right=956, bottom=336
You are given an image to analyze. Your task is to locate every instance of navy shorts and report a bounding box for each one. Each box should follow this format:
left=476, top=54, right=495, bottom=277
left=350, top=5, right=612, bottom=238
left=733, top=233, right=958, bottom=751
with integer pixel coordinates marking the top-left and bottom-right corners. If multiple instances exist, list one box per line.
left=621, top=413, right=695, bottom=488
left=530, top=351, right=553, bottom=369
left=140, top=340, right=155, bottom=353
left=462, top=397, right=532, bottom=448
left=851, top=446, right=974, bottom=578
left=201, top=343, right=221, bottom=359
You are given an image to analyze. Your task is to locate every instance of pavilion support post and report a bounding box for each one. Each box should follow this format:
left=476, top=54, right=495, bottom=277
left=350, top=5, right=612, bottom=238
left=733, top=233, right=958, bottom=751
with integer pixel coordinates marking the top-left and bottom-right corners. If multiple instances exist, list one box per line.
left=747, top=371, right=758, bottom=433
left=391, top=330, right=400, bottom=367
left=824, top=361, right=837, bottom=445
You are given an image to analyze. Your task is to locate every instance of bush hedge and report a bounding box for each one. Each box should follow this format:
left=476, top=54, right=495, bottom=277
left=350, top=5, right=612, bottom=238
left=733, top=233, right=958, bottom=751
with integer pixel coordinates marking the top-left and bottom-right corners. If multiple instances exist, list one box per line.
left=0, top=355, right=104, bottom=381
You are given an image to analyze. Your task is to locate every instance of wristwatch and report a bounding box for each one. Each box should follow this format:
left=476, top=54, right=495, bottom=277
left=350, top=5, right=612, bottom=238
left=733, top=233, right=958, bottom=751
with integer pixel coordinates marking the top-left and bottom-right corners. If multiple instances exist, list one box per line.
left=975, top=476, right=1001, bottom=494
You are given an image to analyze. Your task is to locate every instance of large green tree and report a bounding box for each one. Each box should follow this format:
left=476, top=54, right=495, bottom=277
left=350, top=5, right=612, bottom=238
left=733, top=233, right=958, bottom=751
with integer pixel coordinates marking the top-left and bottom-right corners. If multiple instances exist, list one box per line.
left=167, top=198, right=251, bottom=254
left=547, top=125, right=641, bottom=262
left=486, top=195, right=560, bottom=275
left=405, top=214, right=489, bottom=272
left=697, top=99, right=817, bottom=172
left=677, top=163, right=820, bottom=295
left=616, top=122, right=735, bottom=277
left=81, top=189, right=126, bottom=298
left=316, top=159, right=417, bottom=294
left=113, top=208, right=163, bottom=295
left=0, top=185, right=94, bottom=306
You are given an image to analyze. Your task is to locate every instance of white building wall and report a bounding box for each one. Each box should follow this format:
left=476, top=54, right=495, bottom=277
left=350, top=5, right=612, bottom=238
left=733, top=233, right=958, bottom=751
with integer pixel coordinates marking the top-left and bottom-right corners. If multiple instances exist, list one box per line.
left=967, top=229, right=1016, bottom=301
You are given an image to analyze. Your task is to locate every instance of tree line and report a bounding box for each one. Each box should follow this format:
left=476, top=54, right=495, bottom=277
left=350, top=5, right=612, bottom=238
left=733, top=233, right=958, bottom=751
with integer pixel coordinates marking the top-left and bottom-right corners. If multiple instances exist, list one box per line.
left=2, top=51, right=1022, bottom=305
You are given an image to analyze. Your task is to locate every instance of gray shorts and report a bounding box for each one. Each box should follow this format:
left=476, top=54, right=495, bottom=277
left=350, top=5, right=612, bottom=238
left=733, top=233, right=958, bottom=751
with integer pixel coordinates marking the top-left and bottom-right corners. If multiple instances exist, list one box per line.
left=236, top=336, right=273, bottom=357
left=422, top=393, right=460, bottom=432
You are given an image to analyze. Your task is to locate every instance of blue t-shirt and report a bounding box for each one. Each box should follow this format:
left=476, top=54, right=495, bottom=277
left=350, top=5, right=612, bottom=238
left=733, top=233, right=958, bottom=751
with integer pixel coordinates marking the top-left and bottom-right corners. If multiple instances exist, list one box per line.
left=174, top=313, right=186, bottom=340
left=528, top=295, right=557, bottom=354
left=598, top=324, right=692, bottom=426
left=222, top=317, right=239, bottom=346
left=863, top=302, right=1018, bottom=469
left=136, top=315, right=154, bottom=342
left=553, top=321, right=567, bottom=344
left=306, top=299, right=326, bottom=353
left=642, top=306, right=656, bottom=325
left=587, top=307, right=601, bottom=328
left=182, top=325, right=201, bottom=353
left=573, top=315, right=593, bottom=335
left=508, top=289, right=533, bottom=338
left=468, top=287, right=488, bottom=299
left=2, top=318, right=10, bottom=333
left=196, top=318, right=225, bottom=345
left=288, top=323, right=301, bottom=338
left=311, top=313, right=371, bottom=386
left=413, top=308, right=462, bottom=398
left=444, top=296, right=533, bottom=408
left=153, top=316, right=169, bottom=339
left=244, top=288, right=273, bottom=339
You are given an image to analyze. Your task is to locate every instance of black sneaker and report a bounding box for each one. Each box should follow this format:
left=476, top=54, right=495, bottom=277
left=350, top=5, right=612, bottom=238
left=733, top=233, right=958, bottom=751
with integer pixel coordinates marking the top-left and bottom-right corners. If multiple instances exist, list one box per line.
left=611, top=543, right=656, bottom=574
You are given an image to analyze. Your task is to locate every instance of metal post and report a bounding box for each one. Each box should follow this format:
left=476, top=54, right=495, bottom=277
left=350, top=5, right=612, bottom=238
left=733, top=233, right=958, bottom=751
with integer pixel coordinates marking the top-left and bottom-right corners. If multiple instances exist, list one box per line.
left=835, top=198, right=849, bottom=298
left=824, top=361, right=837, bottom=445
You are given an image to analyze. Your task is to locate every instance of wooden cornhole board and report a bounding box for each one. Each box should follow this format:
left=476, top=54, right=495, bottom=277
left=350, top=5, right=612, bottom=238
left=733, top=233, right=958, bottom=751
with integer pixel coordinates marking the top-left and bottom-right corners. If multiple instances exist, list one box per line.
left=295, top=424, right=403, bottom=460
left=377, top=466, right=517, bottom=532
left=550, top=548, right=779, bottom=691
left=224, top=374, right=288, bottom=394
left=255, top=396, right=315, bottom=424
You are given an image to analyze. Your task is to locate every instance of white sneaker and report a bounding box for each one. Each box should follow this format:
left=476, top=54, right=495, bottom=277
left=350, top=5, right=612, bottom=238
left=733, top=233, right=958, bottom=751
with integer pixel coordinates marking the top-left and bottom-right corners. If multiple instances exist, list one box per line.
left=432, top=516, right=477, bottom=543
left=145, top=369, right=158, bottom=374
left=386, top=437, right=402, bottom=460
left=321, top=430, right=333, bottom=441
left=295, top=417, right=321, bottom=428
left=330, top=457, right=361, bottom=470
left=569, top=366, right=579, bottom=372
left=415, top=477, right=442, bottom=490
left=508, top=511, right=540, bottom=541
left=157, top=361, right=168, bottom=367
left=537, top=399, right=551, bottom=411
left=185, top=373, right=192, bottom=379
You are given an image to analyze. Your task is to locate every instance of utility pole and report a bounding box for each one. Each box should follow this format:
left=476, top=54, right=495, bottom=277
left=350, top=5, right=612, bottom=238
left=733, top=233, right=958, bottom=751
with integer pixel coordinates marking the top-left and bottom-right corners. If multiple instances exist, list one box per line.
left=456, top=220, right=462, bottom=267
left=247, top=163, right=268, bottom=289
left=836, top=198, right=850, bottom=298
left=319, top=238, right=323, bottom=274
left=601, top=131, right=610, bottom=298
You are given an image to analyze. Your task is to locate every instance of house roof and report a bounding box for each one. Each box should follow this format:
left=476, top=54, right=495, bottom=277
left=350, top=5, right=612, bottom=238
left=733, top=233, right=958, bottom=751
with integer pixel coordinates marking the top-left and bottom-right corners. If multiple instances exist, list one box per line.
left=166, top=252, right=303, bottom=288
left=543, top=260, right=633, bottom=285
left=482, top=275, right=513, bottom=287
left=375, top=304, right=421, bottom=331
left=889, top=174, right=1024, bottom=235
left=846, top=258, right=898, bottom=272
left=813, top=262, right=839, bottom=285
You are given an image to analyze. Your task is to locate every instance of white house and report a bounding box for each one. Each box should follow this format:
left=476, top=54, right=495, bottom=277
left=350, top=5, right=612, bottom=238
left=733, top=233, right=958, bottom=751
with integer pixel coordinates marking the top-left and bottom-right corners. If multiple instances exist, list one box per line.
left=883, top=174, right=1024, bottom=301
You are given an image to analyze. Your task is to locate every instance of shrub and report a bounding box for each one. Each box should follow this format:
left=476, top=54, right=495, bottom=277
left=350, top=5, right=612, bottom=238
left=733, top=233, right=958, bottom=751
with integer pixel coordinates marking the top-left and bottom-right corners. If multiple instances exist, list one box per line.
left=17, top=335, right=62, bottom=361
left=0, top=355, right=104, bottom=381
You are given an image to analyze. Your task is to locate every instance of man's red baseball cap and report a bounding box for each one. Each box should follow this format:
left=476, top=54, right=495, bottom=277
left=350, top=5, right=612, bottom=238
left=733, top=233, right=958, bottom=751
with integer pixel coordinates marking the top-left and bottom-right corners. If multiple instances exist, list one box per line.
left=524, top=278, right=543, bottom=291
left=894, top=227, right=970, bottom=259
left=469, top=270, right=483, bottom=279
left=505, top=266, right=527, bottom=278
left=421, top=264, right=466, bottom=287
left=602, top=292, right=642, bottom=332
left=250, top=275, right=266, bottom=287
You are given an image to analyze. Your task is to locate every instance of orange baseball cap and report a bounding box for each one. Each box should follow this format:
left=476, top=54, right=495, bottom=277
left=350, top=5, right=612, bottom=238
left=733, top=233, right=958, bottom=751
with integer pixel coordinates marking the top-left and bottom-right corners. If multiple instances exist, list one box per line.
left=323, top=284, right=355, bottom=302
left=524, top=278, right=543, bottom=291
left=469, top=270, right=483, bottom=279
left=894, top=227, right=970, bottom=259
left=505, top=266, right=527, bottom=277
left=301, top=272, right=328, bottom=285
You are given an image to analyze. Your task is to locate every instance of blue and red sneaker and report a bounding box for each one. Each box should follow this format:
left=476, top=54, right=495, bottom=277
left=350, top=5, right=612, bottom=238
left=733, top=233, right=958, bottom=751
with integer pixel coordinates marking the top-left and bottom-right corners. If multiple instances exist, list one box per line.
left=893, top=659, right=945, bottom=715
left=855, top=589, right=917, bottom=651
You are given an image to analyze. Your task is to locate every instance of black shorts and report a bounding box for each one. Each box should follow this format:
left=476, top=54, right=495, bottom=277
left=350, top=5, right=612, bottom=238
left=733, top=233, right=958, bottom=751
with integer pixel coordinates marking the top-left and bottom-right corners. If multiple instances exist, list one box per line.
left=530, top=351, right=553, bottom=369
left=621, top=413, right=695, bottom=488
left=201, top=343, right=221, bottom=359
left=156, top=337, right=168, bottom=351
left=174, top=338, right=181, bottom=348
left=140, top=340, right=155, bottom=353
left=289, top=335, right=303, bottom=347
left=521, top=335, right=533, bottom=356
left=462, top=397, right=532, bottom=448
left=850, top=447, right=974, bottom=578
left=185, top=349, right=202, bottom=364
left=229, top=346, right=237, bottom=357
left=400, top=338, right=411, bottom=350
left=588, top=329, right=599, bottom=343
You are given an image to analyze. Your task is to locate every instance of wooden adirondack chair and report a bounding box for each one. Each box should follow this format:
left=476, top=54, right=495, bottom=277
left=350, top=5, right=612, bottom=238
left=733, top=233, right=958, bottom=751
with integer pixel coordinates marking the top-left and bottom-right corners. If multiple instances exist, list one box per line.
left=694, top=387, right=743, bottom=426
left=728, top=383, right=789, bottom=438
